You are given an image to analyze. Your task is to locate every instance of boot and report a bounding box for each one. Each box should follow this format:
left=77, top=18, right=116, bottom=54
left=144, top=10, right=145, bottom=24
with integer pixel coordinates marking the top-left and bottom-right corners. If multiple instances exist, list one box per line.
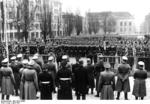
left=95, top=92, right=99, bottom=97
left=116, top=92, right=120, bottom=100
left=125, top=92, right=128, bottom=100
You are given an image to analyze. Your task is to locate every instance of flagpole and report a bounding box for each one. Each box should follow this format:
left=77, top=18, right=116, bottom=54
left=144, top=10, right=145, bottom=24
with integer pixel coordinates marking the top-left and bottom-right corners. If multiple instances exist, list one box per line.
left=3, top=0, right=9, bottom=64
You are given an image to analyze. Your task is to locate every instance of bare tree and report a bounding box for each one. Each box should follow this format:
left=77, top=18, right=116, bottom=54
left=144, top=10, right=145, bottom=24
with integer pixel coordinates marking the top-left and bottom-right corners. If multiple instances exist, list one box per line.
left=88, top=16, right=100, bottom=34
left=74, top=14, right=83, bottom=35
left=41, top=0, right=52, bottom=43
left=63, top=12, right=74, bottom=36
left=12, top=0, right=37, bottom=42
left=102, top=12, right=116, bottom=34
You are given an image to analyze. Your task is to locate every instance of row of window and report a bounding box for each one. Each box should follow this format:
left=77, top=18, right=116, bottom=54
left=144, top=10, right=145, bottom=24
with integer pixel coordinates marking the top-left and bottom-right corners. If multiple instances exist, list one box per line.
left=120, top=21, right=132, bottom=26
left=120, top=28, right=132, bottom=32
left=7, top=22, right=63, bottom=31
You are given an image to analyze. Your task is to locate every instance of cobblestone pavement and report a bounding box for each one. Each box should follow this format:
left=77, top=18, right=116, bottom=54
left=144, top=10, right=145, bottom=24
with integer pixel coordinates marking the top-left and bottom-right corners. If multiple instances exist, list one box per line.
left=0, top=77, right=150, bottom=100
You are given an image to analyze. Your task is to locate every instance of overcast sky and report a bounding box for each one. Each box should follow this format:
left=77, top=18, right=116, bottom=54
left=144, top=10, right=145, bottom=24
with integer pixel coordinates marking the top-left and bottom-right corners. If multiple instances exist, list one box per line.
left=61, top=0, right=150, bottom=27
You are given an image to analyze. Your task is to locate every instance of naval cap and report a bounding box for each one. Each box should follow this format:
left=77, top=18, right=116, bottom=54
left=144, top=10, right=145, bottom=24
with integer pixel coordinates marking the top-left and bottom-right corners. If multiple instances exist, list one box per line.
left=62, top=55, right=68, bottom=60
left=22, top=59, right=29, bottom=64
left=138, top=61, right=144, bottom=66
left=122, top=56, right=128, bottom=60
left=11, top=56, right=16, bottom=60
left=48, top=56, right=54, bottom=61
left=2, top=58, right=8, bottom=63
left=17, top=54, right=23, bottom=58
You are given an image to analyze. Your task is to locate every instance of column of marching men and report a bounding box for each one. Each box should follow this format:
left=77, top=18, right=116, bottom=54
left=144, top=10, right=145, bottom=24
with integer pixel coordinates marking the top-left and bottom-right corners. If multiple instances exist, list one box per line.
left=0, top=53, right=148, bottom=100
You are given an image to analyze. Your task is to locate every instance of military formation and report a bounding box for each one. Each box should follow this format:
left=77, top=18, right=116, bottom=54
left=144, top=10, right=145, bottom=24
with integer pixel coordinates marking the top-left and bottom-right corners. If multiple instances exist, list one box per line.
left=0, top=53, right=148, bottom=100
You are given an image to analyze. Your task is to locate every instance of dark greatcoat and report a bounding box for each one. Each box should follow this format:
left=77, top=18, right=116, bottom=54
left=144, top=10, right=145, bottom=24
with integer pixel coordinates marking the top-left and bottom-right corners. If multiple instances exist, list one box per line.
left=115, top=63, right=131, bottom=92
left=94, top=61, right=105, bottom=92
left=56, top=66, right=72, bottom=100
left=72, top=63, right=80, bottom=89
left=10, top=62, right=21, bottom=90
left=74, top=65, right=89, bottom=94
left=98, top=71, right=115, bottom=100
left=132, top=69, right=147, bottom=97
left=86, top=64, right=95, bottom=88
left=46, top=63, right=57, bottom=91
left=38, top=71, right=54, bottom=99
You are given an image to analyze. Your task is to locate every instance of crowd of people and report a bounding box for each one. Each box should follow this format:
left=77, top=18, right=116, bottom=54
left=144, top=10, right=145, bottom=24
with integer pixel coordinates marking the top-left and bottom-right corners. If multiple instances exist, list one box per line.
left=0, top=53, right=148, bottom=100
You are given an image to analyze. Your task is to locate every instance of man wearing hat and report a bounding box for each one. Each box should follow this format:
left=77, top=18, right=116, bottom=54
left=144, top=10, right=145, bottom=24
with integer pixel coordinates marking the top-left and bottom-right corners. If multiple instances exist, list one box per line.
left=38, top=64, right=54, bottom=99
left=0, top=58, right=15, bottom=100
left=98, top=62, right=115, bottom=100
left=132, top=61, right=147, bottom=100
left=61, top=55, right=72, bottom=71
left=33, top=54, right=42, bottom=68
left=74, top=59, right=89, bottom=100
left=21, top=60, right=39, bottom=99
left=16, top=54, right=23, bottom=73
left=46, top=56, right=57, bottom=93
left=116, top=56, right=131, bottom=100
left=32, top=55, right=42, bottom=75
left=10, top=56, right=20, bottom=96
left=94, top=54, right=105, bottom=97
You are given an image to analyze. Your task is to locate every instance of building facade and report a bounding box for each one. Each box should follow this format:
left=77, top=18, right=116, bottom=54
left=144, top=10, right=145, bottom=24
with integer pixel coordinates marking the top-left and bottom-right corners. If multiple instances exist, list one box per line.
left=85, top=12, right=136, bottom=35
left=142, top=13, right=150, bottom=34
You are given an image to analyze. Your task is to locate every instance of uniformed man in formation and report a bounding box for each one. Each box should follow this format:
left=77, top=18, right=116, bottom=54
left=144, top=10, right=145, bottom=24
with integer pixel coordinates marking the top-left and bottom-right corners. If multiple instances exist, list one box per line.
left=38, top=64, right=54, bottom=99
left=0, top=58, right=15, bottom=100
left=46, top=56, right=57, bottom=93
left=115, top=56, right=131, bottom=100
left=98, top=62, right=115, bottom=100
left=132, top=61, right=147, bottom=100
left=56, top=55, right=72, bottom=99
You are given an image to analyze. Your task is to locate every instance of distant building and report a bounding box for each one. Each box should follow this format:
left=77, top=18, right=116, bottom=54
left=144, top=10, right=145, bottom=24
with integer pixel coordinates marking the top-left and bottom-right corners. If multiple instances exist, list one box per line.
left=85, top=12, right=136, bottom=35
left=142, top=13, right=150, bottom=34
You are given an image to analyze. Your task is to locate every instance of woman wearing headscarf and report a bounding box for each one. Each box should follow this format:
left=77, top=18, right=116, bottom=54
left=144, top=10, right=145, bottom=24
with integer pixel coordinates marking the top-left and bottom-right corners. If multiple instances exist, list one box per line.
left=0, top=58, right=15, bottom=100
left=21, top=60, right=39, bottom=99
left=98, top=62, right=115, bottom=100
left=132, top=61, right=147, bottom=100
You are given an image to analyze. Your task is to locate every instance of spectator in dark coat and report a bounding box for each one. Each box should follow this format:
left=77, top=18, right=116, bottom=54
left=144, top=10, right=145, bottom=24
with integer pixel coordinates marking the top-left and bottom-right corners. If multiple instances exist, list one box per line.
left=94, top=55, right=105, bottom=97
left=10, top=56, right=20, bottom=96
left=72, top=57, right=80, bottom=93
left=85, top=58, right=95, bottom=94
left=74, top=59, right=89, bottom=100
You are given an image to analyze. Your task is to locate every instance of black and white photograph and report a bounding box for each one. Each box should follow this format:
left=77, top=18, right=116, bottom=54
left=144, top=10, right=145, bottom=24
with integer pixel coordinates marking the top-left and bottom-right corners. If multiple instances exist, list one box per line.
left=0, top=0, right=150, bottom=102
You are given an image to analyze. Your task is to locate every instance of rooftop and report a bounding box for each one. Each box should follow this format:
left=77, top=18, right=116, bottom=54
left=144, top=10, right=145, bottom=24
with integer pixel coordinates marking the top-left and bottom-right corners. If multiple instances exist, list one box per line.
left=87, top=11, right=134, bottom=20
